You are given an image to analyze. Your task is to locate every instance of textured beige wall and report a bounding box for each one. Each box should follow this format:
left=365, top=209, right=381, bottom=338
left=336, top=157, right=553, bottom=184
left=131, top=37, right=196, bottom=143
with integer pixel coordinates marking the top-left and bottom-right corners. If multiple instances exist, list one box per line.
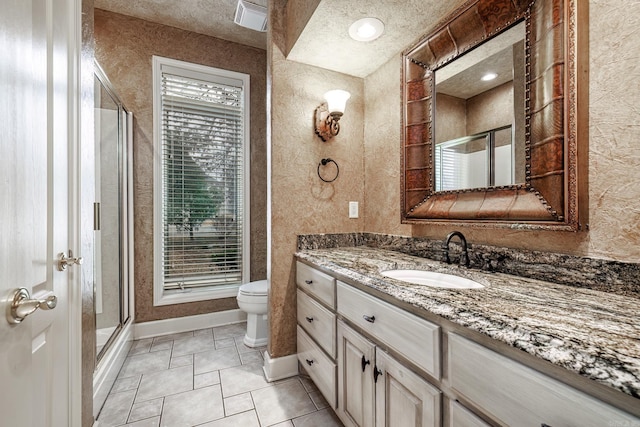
left=363, top=0, right=640, bottom=262
left=268, top=2, right=365, bottom=357
left=466, top=82, right=513, bottom=135
left=94, top=9, right=267, bottom=322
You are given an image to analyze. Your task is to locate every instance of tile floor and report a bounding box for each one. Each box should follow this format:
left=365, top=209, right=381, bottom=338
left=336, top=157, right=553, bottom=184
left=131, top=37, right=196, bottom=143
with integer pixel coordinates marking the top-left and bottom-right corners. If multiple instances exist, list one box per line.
left=96, top=322, right=344, bottom=427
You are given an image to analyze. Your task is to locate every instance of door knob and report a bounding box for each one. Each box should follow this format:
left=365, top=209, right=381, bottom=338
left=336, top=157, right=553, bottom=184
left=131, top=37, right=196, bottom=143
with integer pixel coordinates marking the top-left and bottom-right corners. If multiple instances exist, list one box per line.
left=6, top=287, right=57, bottom=324
left=57, top=250, right=83, bottom=271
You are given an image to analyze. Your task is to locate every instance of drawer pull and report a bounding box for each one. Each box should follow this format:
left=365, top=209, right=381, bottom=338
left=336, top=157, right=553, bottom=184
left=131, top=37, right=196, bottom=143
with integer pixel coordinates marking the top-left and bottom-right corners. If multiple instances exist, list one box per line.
left=361, top=355, right=371, bottom=372
left=305, top=359, right=314, bottom=366
left=363, top=315, right=376, bottom=323
left=374, top=366, right=382, bottom=383
left=305, top=280, right=313, bottom=285
left=305, top=316, right=314, bottom=323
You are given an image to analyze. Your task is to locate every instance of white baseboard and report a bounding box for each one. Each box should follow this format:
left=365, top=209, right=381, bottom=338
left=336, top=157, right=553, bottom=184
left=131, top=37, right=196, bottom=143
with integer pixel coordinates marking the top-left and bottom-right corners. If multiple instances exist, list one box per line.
left=263, top=351, right=299, bottom=382
left=134, top=309, right=247, bottom=340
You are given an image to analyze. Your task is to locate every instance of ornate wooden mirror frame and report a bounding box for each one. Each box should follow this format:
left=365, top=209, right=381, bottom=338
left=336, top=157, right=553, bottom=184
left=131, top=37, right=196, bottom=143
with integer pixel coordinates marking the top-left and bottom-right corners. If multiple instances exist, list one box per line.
left=401, top=0, right=588, bottom=230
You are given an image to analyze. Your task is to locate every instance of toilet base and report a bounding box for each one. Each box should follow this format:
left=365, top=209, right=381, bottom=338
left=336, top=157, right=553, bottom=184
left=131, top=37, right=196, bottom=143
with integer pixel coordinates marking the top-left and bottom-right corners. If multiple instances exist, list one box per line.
left=243, top=312, right=268, bottom=348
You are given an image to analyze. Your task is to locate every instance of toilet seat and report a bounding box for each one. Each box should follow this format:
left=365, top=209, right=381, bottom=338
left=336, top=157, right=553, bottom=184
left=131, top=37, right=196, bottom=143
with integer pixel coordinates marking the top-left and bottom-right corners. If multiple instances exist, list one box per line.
left=238, top=280, right=268, bottom=297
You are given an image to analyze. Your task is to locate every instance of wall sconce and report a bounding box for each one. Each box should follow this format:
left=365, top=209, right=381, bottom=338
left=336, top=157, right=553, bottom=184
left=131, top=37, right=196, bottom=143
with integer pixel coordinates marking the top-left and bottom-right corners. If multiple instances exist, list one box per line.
left=315, top=90, right=351, bottom=142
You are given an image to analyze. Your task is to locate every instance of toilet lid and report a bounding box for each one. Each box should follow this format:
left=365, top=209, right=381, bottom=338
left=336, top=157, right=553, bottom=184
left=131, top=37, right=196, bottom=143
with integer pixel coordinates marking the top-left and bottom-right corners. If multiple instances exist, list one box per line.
left=239, top=280, right=268, bottom=296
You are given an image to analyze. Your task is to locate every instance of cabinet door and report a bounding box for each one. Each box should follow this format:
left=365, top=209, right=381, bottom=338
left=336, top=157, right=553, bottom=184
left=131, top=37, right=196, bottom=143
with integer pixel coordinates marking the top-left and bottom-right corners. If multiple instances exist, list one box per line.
left=337, top=320, right=376, bottom=427
left=375, top=349, right=441, bottom=427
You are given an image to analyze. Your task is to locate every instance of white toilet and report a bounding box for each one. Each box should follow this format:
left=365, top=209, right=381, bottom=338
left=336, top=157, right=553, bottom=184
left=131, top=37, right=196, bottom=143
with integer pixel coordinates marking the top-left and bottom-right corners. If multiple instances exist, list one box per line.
left=236, top=279, right=269, bottom=347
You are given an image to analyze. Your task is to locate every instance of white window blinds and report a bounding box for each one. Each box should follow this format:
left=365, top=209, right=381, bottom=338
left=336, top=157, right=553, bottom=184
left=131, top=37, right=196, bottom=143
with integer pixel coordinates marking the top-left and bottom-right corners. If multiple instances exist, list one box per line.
left=158, top=62, right=247, bottom=294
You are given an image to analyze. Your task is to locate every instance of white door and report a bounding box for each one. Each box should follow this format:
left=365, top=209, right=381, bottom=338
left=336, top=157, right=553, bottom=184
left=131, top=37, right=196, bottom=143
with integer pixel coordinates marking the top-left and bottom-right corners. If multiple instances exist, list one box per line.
left=0, top=0, right=79, bottom=425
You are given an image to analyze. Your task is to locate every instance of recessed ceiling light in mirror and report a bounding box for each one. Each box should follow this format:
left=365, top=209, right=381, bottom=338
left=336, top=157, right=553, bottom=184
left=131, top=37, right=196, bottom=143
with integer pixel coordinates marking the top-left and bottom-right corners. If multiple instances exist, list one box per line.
left=481, top=72, right=498, bottom=81
left=349, top=17, right=384, bottom=42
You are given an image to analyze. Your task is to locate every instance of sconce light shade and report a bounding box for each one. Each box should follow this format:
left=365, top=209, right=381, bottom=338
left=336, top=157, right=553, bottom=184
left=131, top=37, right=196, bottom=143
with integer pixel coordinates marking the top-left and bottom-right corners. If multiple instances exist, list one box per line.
left=324, top=90, right=351, bottom=115
left=315, top=90, right=350, bottom=142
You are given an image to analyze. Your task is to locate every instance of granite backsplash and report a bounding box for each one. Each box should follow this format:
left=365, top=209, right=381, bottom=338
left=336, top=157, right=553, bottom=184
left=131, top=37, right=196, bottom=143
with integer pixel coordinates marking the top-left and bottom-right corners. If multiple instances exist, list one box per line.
left=298, top=233, right=640, bottom=299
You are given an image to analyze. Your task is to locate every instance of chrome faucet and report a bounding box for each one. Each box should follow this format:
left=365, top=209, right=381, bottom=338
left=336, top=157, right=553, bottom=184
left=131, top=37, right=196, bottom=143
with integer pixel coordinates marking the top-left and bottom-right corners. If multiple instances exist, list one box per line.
left=442, top=231, right=470, bottom=267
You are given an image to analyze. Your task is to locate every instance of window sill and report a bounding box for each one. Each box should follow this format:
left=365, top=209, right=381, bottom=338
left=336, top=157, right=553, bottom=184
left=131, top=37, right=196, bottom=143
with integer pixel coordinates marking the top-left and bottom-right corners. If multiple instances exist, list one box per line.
left=154, top=284, right=240, bottom=306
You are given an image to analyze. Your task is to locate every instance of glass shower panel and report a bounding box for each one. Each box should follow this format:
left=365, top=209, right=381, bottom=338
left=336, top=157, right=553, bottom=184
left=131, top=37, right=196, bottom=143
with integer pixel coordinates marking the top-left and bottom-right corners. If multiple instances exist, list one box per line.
left=94, top=65, right=132, bottom=361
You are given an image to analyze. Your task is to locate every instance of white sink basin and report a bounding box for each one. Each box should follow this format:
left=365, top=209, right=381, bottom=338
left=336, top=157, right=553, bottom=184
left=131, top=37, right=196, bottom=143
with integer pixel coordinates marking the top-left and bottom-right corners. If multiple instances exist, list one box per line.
left=380, top=269, right=484, bottom=289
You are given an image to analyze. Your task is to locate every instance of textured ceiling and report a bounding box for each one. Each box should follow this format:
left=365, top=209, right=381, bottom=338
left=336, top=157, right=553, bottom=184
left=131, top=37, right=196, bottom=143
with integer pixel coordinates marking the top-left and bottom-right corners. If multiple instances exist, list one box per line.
left=94, top=0, right=268, bottom=50
left=286, top=0, right=468, bottom=78
left=95, top=0, right=472, bottom=78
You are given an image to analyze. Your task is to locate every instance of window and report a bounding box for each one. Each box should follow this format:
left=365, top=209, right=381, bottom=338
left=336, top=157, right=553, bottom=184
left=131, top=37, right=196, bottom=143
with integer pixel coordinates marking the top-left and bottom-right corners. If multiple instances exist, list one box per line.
left=153, top=56, right=250, bottom=306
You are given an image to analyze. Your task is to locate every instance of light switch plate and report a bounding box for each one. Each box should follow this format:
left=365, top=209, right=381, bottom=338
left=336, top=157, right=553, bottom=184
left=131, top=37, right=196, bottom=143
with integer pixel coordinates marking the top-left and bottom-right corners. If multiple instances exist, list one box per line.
left=349, top=201, right=359, bottom=218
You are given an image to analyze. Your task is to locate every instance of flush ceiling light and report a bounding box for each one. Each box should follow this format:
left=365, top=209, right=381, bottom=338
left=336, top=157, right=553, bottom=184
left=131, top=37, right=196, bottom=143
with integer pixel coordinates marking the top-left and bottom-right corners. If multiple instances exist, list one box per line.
left=315, top=90, right=351, bottom=142
left=481, top=72, right=498, bottom=81
left=349, top=17, right=385, bottom=42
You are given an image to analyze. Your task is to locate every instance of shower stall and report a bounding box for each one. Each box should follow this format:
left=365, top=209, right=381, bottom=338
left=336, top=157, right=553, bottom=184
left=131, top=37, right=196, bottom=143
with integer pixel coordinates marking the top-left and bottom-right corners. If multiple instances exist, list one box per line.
left=92, top=62, right=135, bottom=416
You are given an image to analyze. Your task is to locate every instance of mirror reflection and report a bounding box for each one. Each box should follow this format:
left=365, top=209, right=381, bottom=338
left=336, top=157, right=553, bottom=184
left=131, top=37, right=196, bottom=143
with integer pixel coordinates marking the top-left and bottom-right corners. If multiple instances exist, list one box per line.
left=434, top=22, right=525, bottom=191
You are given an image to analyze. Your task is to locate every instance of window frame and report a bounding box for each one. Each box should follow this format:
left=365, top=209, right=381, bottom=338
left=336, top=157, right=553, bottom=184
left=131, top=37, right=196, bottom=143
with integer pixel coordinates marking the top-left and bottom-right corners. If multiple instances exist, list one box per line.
left=152, top=56, right=251, bottom=306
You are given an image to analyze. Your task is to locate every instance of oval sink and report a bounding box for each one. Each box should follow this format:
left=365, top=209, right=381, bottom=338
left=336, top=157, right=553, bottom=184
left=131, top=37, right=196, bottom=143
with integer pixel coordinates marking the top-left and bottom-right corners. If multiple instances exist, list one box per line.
left=380, top=269, right=484, bottom=289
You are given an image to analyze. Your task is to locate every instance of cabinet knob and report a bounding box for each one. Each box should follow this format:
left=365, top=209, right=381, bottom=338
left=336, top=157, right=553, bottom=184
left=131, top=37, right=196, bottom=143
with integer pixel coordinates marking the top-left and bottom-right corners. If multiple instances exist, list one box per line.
left=361, top=355, right=371, bottom=372
left=305, top=316, right=314, bottom=323
left=374, top=366, right=382, bottom=383
left=305, top=280, right=313, bottom=285
left=363, top=315, right=375, bottom=323
left=305, top=359, right=314, bottom=366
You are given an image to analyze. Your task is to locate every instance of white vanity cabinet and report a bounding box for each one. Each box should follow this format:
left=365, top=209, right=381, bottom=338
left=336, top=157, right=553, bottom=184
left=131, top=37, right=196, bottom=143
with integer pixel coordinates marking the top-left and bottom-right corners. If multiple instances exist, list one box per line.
left=337, top=320, right=442, bottom=427
left=295, top=261, right=338, bottom=408
left=447, top=333, right=640, bottom=427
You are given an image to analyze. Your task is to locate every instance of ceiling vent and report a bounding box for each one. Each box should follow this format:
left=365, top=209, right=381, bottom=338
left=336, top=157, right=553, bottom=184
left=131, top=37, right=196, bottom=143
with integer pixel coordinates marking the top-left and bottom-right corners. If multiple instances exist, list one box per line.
left=234, top=0, right=267, bottom=32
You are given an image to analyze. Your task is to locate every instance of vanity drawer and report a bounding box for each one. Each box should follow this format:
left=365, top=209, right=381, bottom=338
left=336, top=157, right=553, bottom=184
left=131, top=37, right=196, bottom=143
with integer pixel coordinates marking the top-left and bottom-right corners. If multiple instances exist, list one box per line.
left=448, top=401, right=490, bottom=427
left=296, top=261, right=335, bottom=309
left=297, top=289, right=336, bottom=358
left=448, top=333, right=640, bottom=426
left=336, top=281, right=440, bottom=379
left=297, top=326, right=336, bottom=409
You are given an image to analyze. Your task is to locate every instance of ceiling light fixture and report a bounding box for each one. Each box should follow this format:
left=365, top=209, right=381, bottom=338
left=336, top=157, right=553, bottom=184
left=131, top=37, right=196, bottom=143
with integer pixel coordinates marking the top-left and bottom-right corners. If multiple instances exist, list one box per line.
left=481, top=72, right=498, bottom=81
left=349, top=17, right=385, bottom=42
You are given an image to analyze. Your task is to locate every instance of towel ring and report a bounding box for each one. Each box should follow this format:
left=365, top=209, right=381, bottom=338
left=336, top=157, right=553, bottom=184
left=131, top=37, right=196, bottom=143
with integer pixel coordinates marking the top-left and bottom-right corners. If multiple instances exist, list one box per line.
left=317, top=158, right=339, bottom=183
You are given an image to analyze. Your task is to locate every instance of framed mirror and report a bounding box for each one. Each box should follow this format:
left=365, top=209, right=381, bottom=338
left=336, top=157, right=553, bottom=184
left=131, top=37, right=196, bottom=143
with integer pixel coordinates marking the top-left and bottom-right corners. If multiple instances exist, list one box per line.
left=401, top=0, right=588, bottom=230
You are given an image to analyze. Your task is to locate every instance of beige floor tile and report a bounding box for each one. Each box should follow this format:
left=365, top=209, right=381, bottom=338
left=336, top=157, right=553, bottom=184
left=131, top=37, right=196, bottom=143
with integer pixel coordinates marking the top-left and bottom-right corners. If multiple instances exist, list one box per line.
left=128, top=339, right=153, bottom=356
left=194, top=346, right=241, bottom=375
left=135, top=365, right=193, bottom=402
left=269, top=421, right=294, bottom=427
left=128, top=398, right=163, bottom=423
left=308, top=391, right=329, bottom=410
left=252, top=379, right=316, bottom=426
left=240, top=350, right=263, bottom=365
left=195, top=370, right=220, bottom=389
left=292, top=408, right=343, bottom=427
left=212, top=323, right=246, bottom=340
left=122, top=416, right=160, bottom=427
left=219, top=362, right=271, bottom=397
left=152, top=331, right=194, bottom=343
left=197, top=410, right=260, bottom=427
left=160, top=385, right=224, bottom=427
left=97, top=389, right=136, bottom=426
left=223, top=392, right=254, bottom=416
left=118, top=350, right=171, bottom=378
left=171, top=334, right=215, bottom=357
left=214, top=337, right=236, bottom=349
left=170, top=354, right=193, bottom=368
left=149, top=340, right=172, bottom=353
left=194, top=328, right=213, bottom=337
left=111, top=375, right=141, bottom=393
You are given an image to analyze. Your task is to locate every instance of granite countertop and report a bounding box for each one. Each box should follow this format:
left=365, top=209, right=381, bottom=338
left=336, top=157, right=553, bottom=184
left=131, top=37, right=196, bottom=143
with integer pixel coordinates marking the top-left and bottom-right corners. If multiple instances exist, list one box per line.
left=295, top=246, right=640, bottom=400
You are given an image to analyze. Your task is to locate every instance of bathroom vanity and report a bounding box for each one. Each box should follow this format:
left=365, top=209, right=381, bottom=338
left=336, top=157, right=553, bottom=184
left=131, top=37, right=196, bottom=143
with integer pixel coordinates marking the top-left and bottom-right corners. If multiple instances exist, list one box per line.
left=295, top=247, right=640, bottom=427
